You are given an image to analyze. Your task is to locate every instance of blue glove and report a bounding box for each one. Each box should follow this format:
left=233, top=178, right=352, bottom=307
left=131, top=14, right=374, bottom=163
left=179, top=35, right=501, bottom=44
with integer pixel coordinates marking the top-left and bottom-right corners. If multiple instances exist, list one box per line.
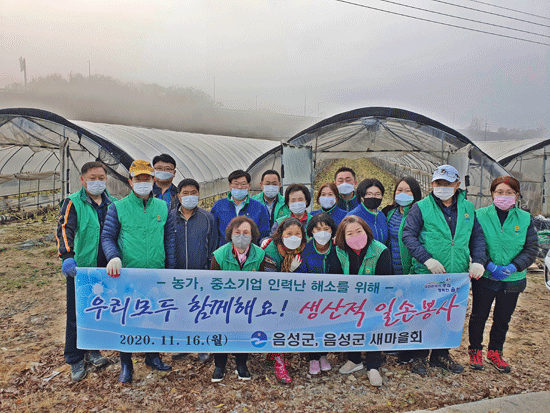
left=62, top=258, right=77, bottom=278
left=487, top=262, right=516, bottom=281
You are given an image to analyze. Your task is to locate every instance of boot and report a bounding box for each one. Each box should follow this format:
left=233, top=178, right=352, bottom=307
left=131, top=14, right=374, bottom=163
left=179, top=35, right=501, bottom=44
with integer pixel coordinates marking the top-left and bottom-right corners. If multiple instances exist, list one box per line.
left=119, top=358, right=133, bottom=383
left=272, top=353, right=291, bottom=384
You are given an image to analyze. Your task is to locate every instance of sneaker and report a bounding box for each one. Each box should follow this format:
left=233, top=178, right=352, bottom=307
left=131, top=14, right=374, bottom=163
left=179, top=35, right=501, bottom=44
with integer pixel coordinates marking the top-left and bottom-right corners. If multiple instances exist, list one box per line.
left=85, top=351, right=109, bottom=367
left=397, top=353, right=413, bottom=364
left=468, top=349, right=484, bottom=371
left=235, top=364, right=251, bottom=380
left=429, top=353, right=464, bottom=374
left=319, top=356, right=331, bottom=372
left=338, top=360, right=363, bottom=374
left=211, top=366, right=225, bottom=382
left=487, top=350, right=511, bottom=373
left=70, top=359, right=87, bottom=382
left=309, top=360, right=321, bottom=375
left=367, top=369, right=383, bottom=386
left=410, top=358, right=428, bottom=376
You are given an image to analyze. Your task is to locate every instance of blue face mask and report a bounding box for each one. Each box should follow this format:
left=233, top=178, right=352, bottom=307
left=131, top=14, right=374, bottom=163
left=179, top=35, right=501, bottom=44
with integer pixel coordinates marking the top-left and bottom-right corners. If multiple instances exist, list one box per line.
left=263, top=185, right=279, bottom=199
left=395, top=193, right=414, bottom=207
left=231, top=188, right=248, bottom=200
left=180, top=195, right=199, bottom=210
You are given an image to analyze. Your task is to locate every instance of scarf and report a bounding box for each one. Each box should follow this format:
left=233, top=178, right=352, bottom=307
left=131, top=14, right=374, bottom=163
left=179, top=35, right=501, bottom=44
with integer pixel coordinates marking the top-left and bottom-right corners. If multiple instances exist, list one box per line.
left=276, top=241, right=305, bottom=272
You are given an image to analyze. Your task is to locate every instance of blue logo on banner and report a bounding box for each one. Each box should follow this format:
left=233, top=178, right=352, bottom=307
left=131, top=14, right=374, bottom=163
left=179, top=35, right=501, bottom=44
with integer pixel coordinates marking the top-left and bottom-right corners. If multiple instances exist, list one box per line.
left=251, top=331, right=268, bottom=348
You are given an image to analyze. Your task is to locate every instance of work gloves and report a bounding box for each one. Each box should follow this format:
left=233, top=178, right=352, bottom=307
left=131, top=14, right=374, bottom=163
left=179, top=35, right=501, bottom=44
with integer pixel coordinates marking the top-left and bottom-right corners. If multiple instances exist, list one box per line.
left=424, top=258, right=445, bottom=274
left=486, top=262, right=516, bottom=281
left=469, top=263, right=485, bottom=279
left=107, top=257, right=122, bottom=277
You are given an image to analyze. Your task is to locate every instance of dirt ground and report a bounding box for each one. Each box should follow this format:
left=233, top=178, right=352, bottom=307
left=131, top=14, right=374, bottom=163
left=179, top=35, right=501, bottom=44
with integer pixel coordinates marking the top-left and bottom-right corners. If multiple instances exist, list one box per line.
left=1, top=209, right=549, bottom=413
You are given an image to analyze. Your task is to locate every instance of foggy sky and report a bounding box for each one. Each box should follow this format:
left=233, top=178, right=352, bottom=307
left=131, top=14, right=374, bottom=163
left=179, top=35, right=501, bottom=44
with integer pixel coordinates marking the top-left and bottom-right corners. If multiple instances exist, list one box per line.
left=1, top=0, right=549, bottom=132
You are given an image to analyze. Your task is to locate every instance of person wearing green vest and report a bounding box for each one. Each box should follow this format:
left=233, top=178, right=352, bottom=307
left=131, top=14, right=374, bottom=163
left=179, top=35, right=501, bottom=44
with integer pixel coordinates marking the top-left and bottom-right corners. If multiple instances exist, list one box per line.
left=210, top=216, right=274, bottom=383
left=468, top=176, right=538, bottom=373
left=269, top=183, right=313, bottom=238
left=251, top=169, right=289, bottom=228
left=56, top=161, right=114, bottom=381
left=402, top=165, right=486, bottom=376
left=261, top=217, right=307, bottom=384
left=334, top=215, right=392, bottom=386
left=101, top=160, right=176, bottom=384
left=381, top=177, right=423, bottom=276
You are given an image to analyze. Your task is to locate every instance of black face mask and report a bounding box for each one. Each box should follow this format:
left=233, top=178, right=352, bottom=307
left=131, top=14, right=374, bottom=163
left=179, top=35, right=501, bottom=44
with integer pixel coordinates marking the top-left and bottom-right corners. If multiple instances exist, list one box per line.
left=363, top=197, right=382, bottom=210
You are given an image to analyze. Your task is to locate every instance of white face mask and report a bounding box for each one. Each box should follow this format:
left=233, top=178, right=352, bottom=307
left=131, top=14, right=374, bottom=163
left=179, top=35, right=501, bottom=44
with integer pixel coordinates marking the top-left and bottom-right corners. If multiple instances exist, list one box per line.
left=86, top=180, right=106, bottom=196
left=432, top=186, right=455, bottom=201
left=155, top=171, right=174, bottom=181
left=282, top=235, right=302, bottom=250
left=337, top=183, right=354, bottom=195
left=180, top=195, right=199, bottom=210
left=319, top=196, right=336, bottom=210
left=289, top=201, right=306, bottom=215
left=263, top=185, right=279, bottom=199
left=313, top=230, right=332, bottom=246
left=133, top=182, right=153, bottom=196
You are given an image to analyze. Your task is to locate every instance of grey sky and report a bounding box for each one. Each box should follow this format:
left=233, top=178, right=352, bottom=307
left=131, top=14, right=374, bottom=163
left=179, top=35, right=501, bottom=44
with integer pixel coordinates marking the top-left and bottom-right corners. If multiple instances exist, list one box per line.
left=1, top=0, right=548, bottom=131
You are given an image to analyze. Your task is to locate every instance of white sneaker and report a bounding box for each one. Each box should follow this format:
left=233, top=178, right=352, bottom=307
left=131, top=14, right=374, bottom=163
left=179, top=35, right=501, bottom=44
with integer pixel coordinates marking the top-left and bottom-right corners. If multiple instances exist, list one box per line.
left=339, top=360, right=363, bottom=374
left=367, top=369, right=383, bottom=386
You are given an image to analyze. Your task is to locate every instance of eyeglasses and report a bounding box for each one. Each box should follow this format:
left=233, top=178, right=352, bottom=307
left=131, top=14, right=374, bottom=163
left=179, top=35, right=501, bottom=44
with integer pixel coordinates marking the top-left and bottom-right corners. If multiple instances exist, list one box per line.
left=230, top=182, right=249, bottom=189
left=494, top=190, right=516, bottom=196
left=155, top=167, right=175, bottom=172
left=434, top=169, right=459, bottom=180
left=365, top=192, right=383, bottom=198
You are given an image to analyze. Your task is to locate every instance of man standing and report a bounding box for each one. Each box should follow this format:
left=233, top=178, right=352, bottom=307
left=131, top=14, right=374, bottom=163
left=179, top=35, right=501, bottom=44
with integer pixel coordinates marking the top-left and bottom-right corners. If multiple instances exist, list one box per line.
left=152, top=153, right=178, bottom=209
left=171, top=178, right=219, bottom=363
left=211, top=170, right=270, bottom=244
left=402, top=165, right=486, bottom=376
left=101, top=160, right=176, bottom=383
left=334, top=167, right=359, bottom=212
left=251, top=169, right=289, bottom=227
left=56, top=161, right=113, bottom=381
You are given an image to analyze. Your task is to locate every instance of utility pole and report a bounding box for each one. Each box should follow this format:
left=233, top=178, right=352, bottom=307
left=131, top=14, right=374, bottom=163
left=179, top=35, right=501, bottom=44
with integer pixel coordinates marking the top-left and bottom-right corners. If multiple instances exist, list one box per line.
left=87, top=60, right=91, bottom=78
left=484, top=122, right=489, bottom=141
left=19, top=57, right=27, bottom=89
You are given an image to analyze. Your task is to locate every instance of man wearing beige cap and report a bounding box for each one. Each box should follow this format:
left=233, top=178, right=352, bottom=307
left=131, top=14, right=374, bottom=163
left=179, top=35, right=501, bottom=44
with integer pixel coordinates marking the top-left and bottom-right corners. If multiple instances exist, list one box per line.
left=101, top=160, right=176, bottom=383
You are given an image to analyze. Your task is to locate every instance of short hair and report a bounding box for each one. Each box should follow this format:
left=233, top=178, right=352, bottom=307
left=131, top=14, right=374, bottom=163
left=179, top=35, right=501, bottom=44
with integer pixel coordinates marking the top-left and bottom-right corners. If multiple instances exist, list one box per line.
left=391, top=177, right=422, bottom=204
left=284, top=184, right=311, bottom=207
left=306, top=213, right=337, bottom=239
left=152, top=154, right=176, bottom=168
left=334, top=167, right=356, bottom=180
left=177, top=178, right=200, bottom=192
left=334, top=215, right=374, bottom=252
left=81, top=161, right=107, bottom=175
left=356, top=178, right=385, bottom=199
left=491, top=176, right=521, bottom=195
left=228, top=169, right=251, bottom=184
left=225, top=216, right=260, bottom=244
left=272, top=217, right=307, bottom=247
left=261, top=169, right=281, bottom=182
left=316, top=183, right=340, bottom=204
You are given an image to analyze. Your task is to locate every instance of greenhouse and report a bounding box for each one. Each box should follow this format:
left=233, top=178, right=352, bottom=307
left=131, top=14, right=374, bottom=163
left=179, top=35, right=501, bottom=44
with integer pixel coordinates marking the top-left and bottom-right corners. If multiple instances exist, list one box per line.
left=0, top=108, right=279, bottom=210
left=248, top=107, right=510, bottom=210
left=476, top=138, right=550, bottom=216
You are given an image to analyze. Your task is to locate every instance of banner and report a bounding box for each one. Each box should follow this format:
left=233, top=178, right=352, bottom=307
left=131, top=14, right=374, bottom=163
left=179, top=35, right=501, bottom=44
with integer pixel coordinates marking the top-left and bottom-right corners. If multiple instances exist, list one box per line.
left=75, top=268, right=470, bottom=353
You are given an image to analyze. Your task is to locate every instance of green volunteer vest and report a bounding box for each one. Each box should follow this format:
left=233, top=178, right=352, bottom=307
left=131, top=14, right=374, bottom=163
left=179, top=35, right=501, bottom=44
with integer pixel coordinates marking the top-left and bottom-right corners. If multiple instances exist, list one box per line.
left=68, top=187, right=116, bottom=267
left=476, top=205, right=530, bottom=282
left=251, top=192, right=290, bottom=221
left=411, top=190, right=475, bottom=274
left=386, top=206, right=413, bottom=274
left=336, top=240, right=388, bottom=275
left=262, top=240, right=284, bottom=271
left=212, top=242, right=265, bottom=272
left=115, top=191, right=168, bottom=269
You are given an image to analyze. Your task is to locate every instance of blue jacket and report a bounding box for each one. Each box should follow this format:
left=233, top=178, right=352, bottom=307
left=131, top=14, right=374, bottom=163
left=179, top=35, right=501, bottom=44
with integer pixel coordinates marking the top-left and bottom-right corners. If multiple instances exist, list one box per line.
left=337, top=194, right=359, bottom=212
left=170, top=207, right=219, bottom=270
left=101, top=199, right=176, bottom=269
left=346, top=204, right=388, bottom=244
left=153, top=182, right=179, bottom=210
left=298, top=240, right=343, bottom=275
left=311, top=205, right=347, bottom=226
left=210, top=195, right=270, bottom=245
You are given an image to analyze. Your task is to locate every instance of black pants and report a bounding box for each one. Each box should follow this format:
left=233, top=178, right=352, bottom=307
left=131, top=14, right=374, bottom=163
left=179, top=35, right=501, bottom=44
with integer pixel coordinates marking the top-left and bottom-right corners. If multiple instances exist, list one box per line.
left=120, top=352, right=161, bottom=364
left=399, top=348, right=449, bottom=361
left=65, top=276, right=86, bottom=365
left=214, top=353, right=249, bottom=368
left=347, top=351, right=383, bottom=369
left=468, top=279, right=520, bottom=351
left=309, top=352, right=328, bottom=361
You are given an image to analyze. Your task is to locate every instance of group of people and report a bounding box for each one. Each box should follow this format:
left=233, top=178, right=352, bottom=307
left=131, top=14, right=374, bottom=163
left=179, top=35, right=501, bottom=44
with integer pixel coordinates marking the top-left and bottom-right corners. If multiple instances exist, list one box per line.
left=57, top=153, right=538, bottom=387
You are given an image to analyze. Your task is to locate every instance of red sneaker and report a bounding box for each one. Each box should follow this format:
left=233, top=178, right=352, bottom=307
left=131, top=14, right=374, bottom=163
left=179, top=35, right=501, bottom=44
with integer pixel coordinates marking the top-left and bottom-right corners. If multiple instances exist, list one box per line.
left=487, top=350, right=511, bottom=373
left=272, top=354, right=292, bottom=384
left=468, top=349, right=484, bottom=370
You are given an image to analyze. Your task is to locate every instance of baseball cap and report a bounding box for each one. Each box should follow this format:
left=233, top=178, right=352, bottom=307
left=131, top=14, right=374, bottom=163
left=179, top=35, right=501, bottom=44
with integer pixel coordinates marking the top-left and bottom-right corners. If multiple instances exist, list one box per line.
left=129, top=160, right=155, bottom=177
left=432, top=165, right=459, bottom=182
